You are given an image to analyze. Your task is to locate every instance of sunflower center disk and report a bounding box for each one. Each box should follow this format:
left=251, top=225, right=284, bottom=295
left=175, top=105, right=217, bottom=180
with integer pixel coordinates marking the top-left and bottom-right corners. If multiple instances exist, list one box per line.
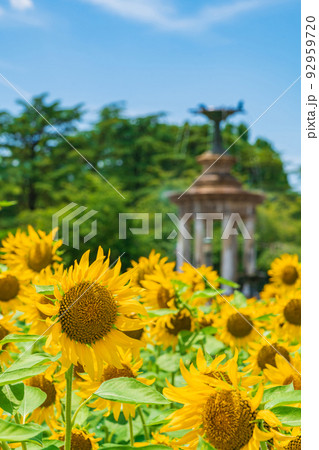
left=0, top=275, right=20, bottom=302
left=202, top=390, right=256, bottom=450
left=60, top=430, right=93, bottom=450
left=73, top=362, right=85, bottom=379
left=157, top=287, right=172, bottom=308
left=27, top=242, right=52, bottom=272
left=199, top=317, right=214, bottom=329
left=283, top=373, right=301, bottom=390
left=284, top=299, right=301, bottom=325
left=102, top=364, right=135, bottom=382
left=206, top=370, right=232, bottom=385
left=281, top=265, right=299, bottom=285
left=0, top=325, right=9, bottom=342
left=59, top=282, right=117, bottom=345
left=124, top=327, right=144, bottom=340
left=71, top=432, right=93, bottom=450
left=226, top=313, right=253, bottom=338
left=257, top=344, right=290, bottom=370
left=165, top=313, right=192, bottom=336
left=286, top=435, right=301, bottom=450
left=29, top=375, right=56, bottom=407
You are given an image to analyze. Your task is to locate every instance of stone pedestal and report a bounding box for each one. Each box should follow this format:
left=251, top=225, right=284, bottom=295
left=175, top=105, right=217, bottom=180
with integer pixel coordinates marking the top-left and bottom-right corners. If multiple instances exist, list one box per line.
left=170, top=151, right=264, bottom=290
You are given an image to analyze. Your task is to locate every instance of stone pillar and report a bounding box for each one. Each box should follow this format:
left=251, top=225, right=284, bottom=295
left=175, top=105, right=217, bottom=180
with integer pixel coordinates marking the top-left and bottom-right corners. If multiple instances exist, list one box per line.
left=243, top=214, right=256, bottom=276
left=176, top=216, right=192, bottom=269
left=242, top=214, right=256, bottom=296
left=194, top=214, right=205, bottom=266
left=221, top=212, right=238, bottom=290
left=203, top=238, right=213, bottom=267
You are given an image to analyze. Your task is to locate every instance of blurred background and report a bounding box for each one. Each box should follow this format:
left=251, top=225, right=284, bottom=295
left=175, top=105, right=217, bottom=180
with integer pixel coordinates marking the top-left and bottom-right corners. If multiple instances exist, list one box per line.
left=0, top=0, right=300, bottom=273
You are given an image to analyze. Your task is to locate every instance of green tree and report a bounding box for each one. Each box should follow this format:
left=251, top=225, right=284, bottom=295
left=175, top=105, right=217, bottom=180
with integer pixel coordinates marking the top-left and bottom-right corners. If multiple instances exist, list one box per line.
left=0, top=97, right=300, bottom=273
left=0, top=93, right=83, bottom=210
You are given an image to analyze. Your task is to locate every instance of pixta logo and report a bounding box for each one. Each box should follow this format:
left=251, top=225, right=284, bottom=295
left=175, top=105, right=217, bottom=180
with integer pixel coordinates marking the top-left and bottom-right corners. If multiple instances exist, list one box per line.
left=52, top=203, right=98, bottom=249
left=118, top=213, right=252, bottom=240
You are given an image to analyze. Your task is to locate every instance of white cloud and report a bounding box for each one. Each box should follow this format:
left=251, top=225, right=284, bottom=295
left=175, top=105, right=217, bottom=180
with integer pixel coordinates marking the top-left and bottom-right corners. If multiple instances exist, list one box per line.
left=10, top=0, right=34, bottom=11
left=84, top=0, right=276, bottom=32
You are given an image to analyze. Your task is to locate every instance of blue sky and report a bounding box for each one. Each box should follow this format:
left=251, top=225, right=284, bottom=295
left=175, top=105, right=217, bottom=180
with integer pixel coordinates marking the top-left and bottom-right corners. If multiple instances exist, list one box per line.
left=0, top=0, right=300, bottom=187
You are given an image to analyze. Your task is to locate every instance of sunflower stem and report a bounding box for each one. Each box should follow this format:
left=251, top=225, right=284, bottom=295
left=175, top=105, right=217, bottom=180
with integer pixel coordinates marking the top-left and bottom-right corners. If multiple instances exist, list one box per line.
left=1, top=442, right=10, bottom=450
left=14, top=415, right=27, bottom=450
left=137, top=406, right=149, bottom=441
left=128, top=414, right=134, bottom=446
left=65, top=364, right=73, bottom=450
left=71, top=395, right=92, bottom=427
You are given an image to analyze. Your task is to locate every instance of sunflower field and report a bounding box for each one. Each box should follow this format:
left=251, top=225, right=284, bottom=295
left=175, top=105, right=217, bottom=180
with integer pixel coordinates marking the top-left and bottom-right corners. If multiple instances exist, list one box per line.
left=0, top=226, right=301, bottom=450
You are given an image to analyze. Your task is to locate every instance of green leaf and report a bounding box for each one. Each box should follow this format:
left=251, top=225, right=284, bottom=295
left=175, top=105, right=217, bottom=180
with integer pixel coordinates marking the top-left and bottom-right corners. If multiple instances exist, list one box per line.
left=95, top=378, right=170, bottom=405
left=191, top=289, right=220, bottom=300
left=156, top=353, right=181, bottom=373
left=0, top=383, right=24, bottom=414
left=215, top=277, right=239, bottom=288
left=231, top=290, right=247, bottom=308
left=146, top=409, right=176, bottom=426
left=5, top=352, right=58, bottom=371
left=204, top=336, right=226, bottom=355
left=18, top=386, right=47, bottom=420
left=147, top=309, right=177, bottom=317
left=0, top=334, right=41, bottom=345
left=0, top=264, right=8, bottom=272
left=255, top=313, right=276, bottom=321
left=265, top=390, right=301, bottom=409
left=262, top=384, right=294, bottom=404
left=0, top=201, right=16, bottom=208
left=270, top=406, right=301, bottom=426
left=34, top=284, right=55, bottom=295
left=200, top=326, right=217, bottom=335
left=27, top=440, right=63, bottom=450
left=0, top=365, right=49, bottom=386
left=0, top=419, right=43, bottom=443
left=171, top=280, right=189, bottom=295
left=197, top=436, right=217, bottom=449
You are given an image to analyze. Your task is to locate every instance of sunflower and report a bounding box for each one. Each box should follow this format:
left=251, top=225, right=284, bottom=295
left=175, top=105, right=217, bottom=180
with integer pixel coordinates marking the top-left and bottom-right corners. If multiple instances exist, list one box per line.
left=162, top=374, right=290, bottom=450
left=52, top=426, right=100, bottom=450
left=264, top=352, right=301, bottom=391
left=0, top=268, right=32, bottom=314
left=0, top=313, right=21, bottom=365
left=25, top=364, right=64, bottom=430
left=274, top=290, right=301, bottom=342
left=77, top=350, right=153, bottom=421
left=187, top=348, right=261, bottom=391
left=121, top=313, right=150, bottom=359
left=19, top=266, right=63, bottom=336
left=127, top=249, right=175, bottom=287
left=141, top=265, right=177, bottom=310
left=195, top=308, right=216, bottom=330
left=268, top=254, right=301, bottom=293
left=42, top=247, right=146, bottom=378
left=214, top=302, right=262, bottom=349
left=245, top=339, right=300, bottom=377
left=135, top=432, right=180, bottom=449
left=284, top=433, right=301, bottom=449
left=177, top=262, right=220, bottom=306
left=1, top=226, right=63, bottom=281
left=122, top=313, right=147, bottom=341
left=149, top=308, right=195, bottom=350
left=259, top=283, right=279, bottom=302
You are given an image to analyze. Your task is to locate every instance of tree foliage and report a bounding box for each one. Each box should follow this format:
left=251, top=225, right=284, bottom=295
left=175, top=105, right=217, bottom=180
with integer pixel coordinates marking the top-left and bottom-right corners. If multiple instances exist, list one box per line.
left=0, top=95, right=300, bottom=271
